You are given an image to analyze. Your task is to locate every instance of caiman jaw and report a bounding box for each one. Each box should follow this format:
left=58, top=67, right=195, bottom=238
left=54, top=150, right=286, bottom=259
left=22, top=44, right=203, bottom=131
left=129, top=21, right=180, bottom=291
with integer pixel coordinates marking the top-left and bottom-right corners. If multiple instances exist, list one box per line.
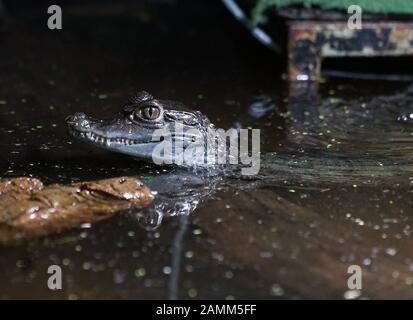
left=66, top=112, right=152, bottom=147
left=68, top=127, right=144, bottom=146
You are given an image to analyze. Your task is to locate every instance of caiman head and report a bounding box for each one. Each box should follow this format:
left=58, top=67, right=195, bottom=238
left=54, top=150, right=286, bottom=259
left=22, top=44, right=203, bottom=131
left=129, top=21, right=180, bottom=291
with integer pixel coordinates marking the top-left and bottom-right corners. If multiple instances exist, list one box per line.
left=66, top=91, right=215, bottom=165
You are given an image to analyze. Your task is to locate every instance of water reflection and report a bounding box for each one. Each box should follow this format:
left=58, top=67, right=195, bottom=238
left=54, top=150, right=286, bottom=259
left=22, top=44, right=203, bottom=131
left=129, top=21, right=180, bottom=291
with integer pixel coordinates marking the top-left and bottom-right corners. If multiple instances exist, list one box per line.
left=134, top=170, right=222, bottom=230
left=248, top=95, right=276, bottom=119
left=130, top=170, right=222, bottom=299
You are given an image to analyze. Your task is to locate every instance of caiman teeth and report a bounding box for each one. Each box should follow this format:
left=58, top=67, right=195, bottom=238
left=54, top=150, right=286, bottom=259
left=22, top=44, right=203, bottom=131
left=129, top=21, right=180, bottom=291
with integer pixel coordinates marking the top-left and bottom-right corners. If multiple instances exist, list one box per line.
left=70, top=129, right=140, bottom=146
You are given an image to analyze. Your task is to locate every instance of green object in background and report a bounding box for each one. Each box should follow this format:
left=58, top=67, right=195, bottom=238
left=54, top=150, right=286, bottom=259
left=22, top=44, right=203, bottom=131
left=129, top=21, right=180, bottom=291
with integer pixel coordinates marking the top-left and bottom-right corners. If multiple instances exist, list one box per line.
left=252, top=0, right=413, bottom=24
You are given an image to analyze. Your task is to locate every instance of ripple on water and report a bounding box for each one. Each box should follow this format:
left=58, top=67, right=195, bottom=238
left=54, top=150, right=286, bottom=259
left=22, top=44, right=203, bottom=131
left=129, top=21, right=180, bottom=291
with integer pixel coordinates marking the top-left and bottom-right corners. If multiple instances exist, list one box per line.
left=254, top=85, right=413, bottom=187
left=286, top=85, right=413, bottom=156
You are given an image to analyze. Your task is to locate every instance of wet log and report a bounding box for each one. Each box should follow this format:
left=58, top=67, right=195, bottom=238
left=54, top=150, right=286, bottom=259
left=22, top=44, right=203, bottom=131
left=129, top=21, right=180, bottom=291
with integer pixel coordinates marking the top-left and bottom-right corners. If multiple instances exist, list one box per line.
left=0, top=176, right=153, bottom=244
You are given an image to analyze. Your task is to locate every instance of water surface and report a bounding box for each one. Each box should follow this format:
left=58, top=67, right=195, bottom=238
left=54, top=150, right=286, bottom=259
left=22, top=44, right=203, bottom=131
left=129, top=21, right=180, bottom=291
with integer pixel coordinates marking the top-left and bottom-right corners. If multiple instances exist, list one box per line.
left=0, top=1, right=413, bottom=299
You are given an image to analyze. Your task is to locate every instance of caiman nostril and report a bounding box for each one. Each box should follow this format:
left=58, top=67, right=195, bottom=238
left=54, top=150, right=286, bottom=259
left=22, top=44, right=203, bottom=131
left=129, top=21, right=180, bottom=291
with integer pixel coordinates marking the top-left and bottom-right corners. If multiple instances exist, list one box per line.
left=66, top=113, right=90, bottom=128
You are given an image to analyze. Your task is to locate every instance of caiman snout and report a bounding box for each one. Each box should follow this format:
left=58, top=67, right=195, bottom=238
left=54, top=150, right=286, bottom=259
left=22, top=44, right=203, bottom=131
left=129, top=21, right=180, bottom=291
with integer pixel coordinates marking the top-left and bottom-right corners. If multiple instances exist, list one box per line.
left=66, top=112, right=91, bottom=131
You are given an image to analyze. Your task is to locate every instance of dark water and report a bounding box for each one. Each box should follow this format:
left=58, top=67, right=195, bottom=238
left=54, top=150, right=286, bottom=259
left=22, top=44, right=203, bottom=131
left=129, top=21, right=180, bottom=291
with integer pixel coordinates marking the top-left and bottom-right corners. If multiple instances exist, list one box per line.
left=1, top=1, right=413, bottom=299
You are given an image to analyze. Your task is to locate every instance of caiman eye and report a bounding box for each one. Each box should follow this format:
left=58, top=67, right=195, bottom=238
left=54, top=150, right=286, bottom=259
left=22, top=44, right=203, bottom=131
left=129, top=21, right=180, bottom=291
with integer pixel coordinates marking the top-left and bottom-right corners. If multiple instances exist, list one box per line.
left=135, top=105, right=161, bottom=121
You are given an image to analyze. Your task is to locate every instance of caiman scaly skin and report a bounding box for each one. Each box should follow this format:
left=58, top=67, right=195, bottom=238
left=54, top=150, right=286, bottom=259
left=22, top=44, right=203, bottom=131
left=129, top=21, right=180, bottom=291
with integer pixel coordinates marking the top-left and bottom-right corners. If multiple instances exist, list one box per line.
left=0, top=176, right=153, bottom=243
left=66, top=91, right=215, bottom=166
